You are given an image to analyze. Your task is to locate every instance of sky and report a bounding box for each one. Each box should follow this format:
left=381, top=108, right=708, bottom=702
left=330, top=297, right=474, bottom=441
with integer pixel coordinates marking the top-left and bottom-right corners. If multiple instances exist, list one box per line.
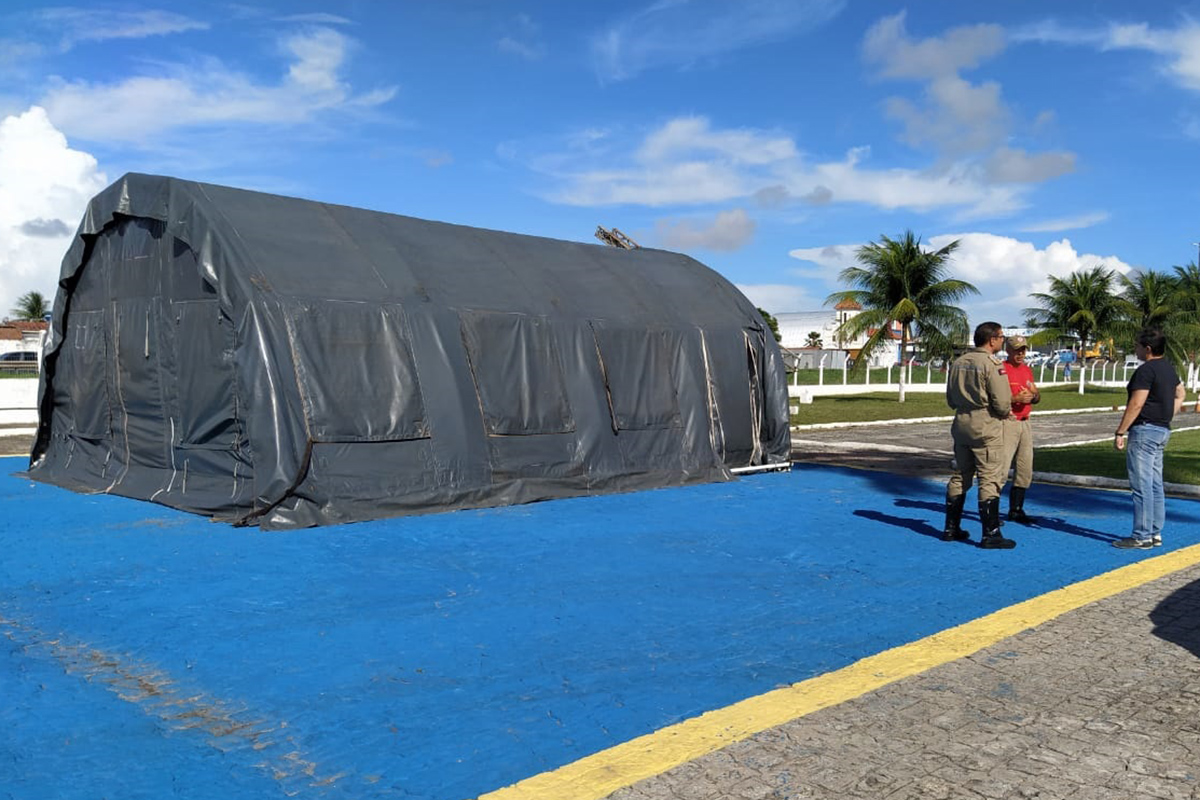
left=2, top=1, right=1200, bottom=328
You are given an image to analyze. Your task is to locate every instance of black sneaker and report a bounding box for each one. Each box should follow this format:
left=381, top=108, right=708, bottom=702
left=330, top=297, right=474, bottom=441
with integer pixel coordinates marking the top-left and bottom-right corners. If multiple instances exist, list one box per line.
left=1152, top=535, right=1163, bottom=547
left=1112, top=537, right=1152, bottom=550
left=941, top=528, right=970, bottom=542
left=979, top=534, right=1016, bottom=549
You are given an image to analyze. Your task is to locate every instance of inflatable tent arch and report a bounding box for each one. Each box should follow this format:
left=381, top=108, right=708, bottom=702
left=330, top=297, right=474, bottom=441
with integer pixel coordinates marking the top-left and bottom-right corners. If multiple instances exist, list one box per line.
left=29, top=174, right=791, bottom=529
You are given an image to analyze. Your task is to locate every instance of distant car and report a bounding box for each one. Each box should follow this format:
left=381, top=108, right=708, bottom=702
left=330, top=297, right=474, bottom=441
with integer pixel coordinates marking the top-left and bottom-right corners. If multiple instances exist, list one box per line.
left=1047, top=349, right=1076, bottom=365
left=1124, top=355, right=1143, bottom=369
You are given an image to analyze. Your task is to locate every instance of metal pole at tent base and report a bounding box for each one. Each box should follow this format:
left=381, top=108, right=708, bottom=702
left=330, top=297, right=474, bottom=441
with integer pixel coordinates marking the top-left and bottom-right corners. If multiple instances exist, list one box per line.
left=731, top=463, right=792, bottom=475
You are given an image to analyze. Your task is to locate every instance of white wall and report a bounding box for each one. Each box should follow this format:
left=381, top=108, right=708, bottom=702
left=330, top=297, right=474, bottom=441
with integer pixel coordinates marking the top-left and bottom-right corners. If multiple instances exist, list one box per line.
left=0, top=378, right=38, bottom=425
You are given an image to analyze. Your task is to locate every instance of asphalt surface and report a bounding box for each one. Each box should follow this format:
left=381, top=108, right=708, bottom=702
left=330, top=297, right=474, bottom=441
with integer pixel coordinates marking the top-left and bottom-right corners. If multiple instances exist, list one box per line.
left=789, top=409, right=1133, bottom=478
left=6, top=410, right=1200, bottom=800
left=597, top=408, right=1200, bottom=800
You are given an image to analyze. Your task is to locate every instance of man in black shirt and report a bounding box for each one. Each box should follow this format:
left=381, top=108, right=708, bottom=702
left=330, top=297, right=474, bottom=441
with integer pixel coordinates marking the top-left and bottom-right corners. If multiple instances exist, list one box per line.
left=1112, top=328, right=1185, bottom=549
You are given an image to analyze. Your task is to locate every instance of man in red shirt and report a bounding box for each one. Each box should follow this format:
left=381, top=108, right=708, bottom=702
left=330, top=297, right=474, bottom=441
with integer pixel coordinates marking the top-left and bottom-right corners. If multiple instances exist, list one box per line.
left=1002, top=336, right=1040, bottom=524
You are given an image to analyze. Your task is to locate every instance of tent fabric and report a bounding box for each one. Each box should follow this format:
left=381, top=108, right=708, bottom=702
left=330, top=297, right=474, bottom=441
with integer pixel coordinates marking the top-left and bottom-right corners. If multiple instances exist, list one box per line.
left=29, top=173, right=791, bottom=529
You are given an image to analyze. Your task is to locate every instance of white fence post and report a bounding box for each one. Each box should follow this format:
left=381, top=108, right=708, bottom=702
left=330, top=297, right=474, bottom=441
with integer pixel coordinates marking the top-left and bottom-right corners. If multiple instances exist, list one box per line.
left=818, top=353, right=827, bottom=386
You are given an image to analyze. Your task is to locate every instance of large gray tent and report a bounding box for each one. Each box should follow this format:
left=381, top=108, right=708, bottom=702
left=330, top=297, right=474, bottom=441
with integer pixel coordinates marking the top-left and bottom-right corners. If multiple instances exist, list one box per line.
left=29, top=174, right=791, bottom=529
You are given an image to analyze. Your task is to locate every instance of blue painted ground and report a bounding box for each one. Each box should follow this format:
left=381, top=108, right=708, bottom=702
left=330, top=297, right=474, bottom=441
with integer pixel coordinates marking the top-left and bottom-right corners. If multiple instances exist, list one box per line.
left=2, top=459, right=1198, bottom=800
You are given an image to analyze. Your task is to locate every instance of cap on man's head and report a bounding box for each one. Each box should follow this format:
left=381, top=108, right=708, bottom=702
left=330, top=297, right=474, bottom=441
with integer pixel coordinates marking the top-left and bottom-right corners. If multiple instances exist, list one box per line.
left=1005, top=335, right=1028, bottom=351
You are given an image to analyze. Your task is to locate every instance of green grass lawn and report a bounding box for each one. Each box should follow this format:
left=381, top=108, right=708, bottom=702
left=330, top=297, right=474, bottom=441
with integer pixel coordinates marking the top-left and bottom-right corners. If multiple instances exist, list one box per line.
left=1035, top=428, right=1200, bottom=485
left=793, top=385, right=1129, bottom=425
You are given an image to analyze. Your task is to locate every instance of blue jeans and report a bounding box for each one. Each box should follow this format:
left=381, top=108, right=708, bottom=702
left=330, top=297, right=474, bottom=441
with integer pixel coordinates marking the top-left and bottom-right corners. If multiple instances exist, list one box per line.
left=1127, top=424, right=1171, bottom=541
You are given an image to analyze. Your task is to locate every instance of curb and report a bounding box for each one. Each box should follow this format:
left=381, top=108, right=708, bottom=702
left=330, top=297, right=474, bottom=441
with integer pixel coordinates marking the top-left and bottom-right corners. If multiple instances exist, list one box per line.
left=1030, top=470, right=1200, bottom=498
left=791, top=406, right=1124, bottom=432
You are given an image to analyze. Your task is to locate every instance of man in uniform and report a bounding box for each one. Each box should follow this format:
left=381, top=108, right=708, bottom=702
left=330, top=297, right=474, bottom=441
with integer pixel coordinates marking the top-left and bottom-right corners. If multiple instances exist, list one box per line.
left=1001, top=335, right=1039, bottom=524
left=942, top=321, right=1016, bottom=549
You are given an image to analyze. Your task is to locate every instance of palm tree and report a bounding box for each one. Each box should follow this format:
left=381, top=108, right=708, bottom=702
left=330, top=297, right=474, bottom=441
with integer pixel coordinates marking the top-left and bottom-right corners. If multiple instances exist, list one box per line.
left=804, top=331, right=823, bottom=348
left=1025, top=266, right=1123, bottom=394
left=1115, top=270, right=1200, bottom=365
left=826, top=231, right=977, bottom=402
left=1168, top=262, right=1200, bottom=387
left=756, top=308, right=781, bottom=342
left=10, top=291, right=48, bottom=321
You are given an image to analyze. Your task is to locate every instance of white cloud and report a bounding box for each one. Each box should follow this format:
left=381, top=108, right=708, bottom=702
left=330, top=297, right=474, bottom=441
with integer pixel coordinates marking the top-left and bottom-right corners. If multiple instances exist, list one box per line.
left=1016, top=19, right=1200, bottom=94
left=928, top=232, right=1133, bottom=325
left=1019, top=211, right=1110, bottom=233
left=591, top=0, right=845, bottom=82
left=535, top=116, right=1027, bottom=217
left=0, top=106, right=106, bottom=313
left=656, top=208, right=755, bottom=252
left=864, top=12, right=1005, bottom=80
left=863, top=12, right=1074, bottom=185
left=984, top=147, right=1075, bottom=183
left=33, top=7, right=208, bottom=49
left=865, top=13, right=1010, bottom=154
left=789, top=232, right=1135, bottom=326
left=277, top=13, right=353, bottom=26
left=498, top=14, right=544, bottom=60
left=638, top=116, right=797, bottom=164
left=735, top=283, right=823, bottom=314
left=788, top=243, right=859, bottom=278
left=38, top=27, right=395, bottom=144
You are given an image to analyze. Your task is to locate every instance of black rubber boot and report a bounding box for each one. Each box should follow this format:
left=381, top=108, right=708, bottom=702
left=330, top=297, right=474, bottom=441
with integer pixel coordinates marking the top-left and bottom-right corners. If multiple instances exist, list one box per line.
left=979, top=498, right=1016, bottom=549
left=1007, top=486, right=1035, bottom=525
left=942, top=494, right=969, bottom=541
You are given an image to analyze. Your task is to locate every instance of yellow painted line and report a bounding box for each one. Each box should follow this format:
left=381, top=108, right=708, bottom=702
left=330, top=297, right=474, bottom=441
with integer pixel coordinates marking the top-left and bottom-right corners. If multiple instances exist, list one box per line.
left=478, top=543, right=1200, bottom=800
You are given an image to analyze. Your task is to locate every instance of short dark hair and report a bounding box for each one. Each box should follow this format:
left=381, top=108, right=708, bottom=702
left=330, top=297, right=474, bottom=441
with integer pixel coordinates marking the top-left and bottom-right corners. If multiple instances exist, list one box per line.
left=1136, top=328, right=1167, bottom=356
left=974, top=321, right=1003, bottom=347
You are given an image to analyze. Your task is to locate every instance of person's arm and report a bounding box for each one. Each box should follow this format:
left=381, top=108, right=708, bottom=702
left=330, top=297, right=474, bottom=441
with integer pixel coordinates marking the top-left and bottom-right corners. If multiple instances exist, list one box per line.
left=1175, top=382, right=1186, bottom=415
left=988, top=360, right=1013, bottom=418
left=1114, top=388, right=1149, bottom=450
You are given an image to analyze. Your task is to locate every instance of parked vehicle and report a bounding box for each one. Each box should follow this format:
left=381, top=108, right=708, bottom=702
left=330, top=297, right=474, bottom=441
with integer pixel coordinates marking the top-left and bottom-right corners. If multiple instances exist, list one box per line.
left=0, top=350, right=39, bottom=374
left=1047, top=349, right=1075, bottom=365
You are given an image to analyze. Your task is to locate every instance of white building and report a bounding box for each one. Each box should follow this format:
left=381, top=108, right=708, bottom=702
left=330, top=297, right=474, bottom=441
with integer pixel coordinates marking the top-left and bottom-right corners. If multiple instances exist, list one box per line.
left=775, top=300, right=905, bottom=369
left=0, top=320, right=48, bottom=355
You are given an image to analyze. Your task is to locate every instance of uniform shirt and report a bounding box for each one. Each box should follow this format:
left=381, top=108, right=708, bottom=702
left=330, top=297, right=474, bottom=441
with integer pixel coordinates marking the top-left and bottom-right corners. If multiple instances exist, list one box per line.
left=1004, top=360, right=1035, bottom=421
left=946, top=348, right=1013, bottom=420
left=1127, top=357, right=1180, bottom=428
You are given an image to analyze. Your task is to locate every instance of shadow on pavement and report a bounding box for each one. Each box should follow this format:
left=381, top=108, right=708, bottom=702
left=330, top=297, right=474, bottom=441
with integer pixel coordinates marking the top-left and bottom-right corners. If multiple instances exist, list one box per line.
left=891, top=498, right=1119, bottom=545
left=1023, top=515, right=1119, bottom=545
left=1150, top=577, right=1200, bottom=660
left=853, top=509, right=945, bottom=541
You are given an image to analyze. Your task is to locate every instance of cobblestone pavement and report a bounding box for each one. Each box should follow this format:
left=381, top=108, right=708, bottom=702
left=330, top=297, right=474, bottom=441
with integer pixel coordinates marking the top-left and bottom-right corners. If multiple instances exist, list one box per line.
left=608, top=564, right=1200, bottom=800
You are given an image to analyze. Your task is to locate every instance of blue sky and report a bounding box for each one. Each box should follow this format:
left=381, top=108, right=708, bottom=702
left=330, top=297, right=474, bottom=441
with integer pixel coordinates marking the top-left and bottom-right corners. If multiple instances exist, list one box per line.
left=2, top=1, right=1200, bottom=328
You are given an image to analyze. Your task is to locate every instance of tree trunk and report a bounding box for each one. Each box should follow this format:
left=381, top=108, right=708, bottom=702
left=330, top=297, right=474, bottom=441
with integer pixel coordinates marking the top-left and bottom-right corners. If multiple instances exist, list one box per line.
left=898, top=326, right=908, bottom=403
left=1077, top=344, right=1085, bottom=395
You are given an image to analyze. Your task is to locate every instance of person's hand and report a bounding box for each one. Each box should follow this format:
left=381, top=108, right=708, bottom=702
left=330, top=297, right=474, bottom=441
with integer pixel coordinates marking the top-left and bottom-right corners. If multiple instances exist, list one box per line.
left=1115, top=433, right=1126, bottom=451
left=1013, top=386, right=1035, bottom=404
